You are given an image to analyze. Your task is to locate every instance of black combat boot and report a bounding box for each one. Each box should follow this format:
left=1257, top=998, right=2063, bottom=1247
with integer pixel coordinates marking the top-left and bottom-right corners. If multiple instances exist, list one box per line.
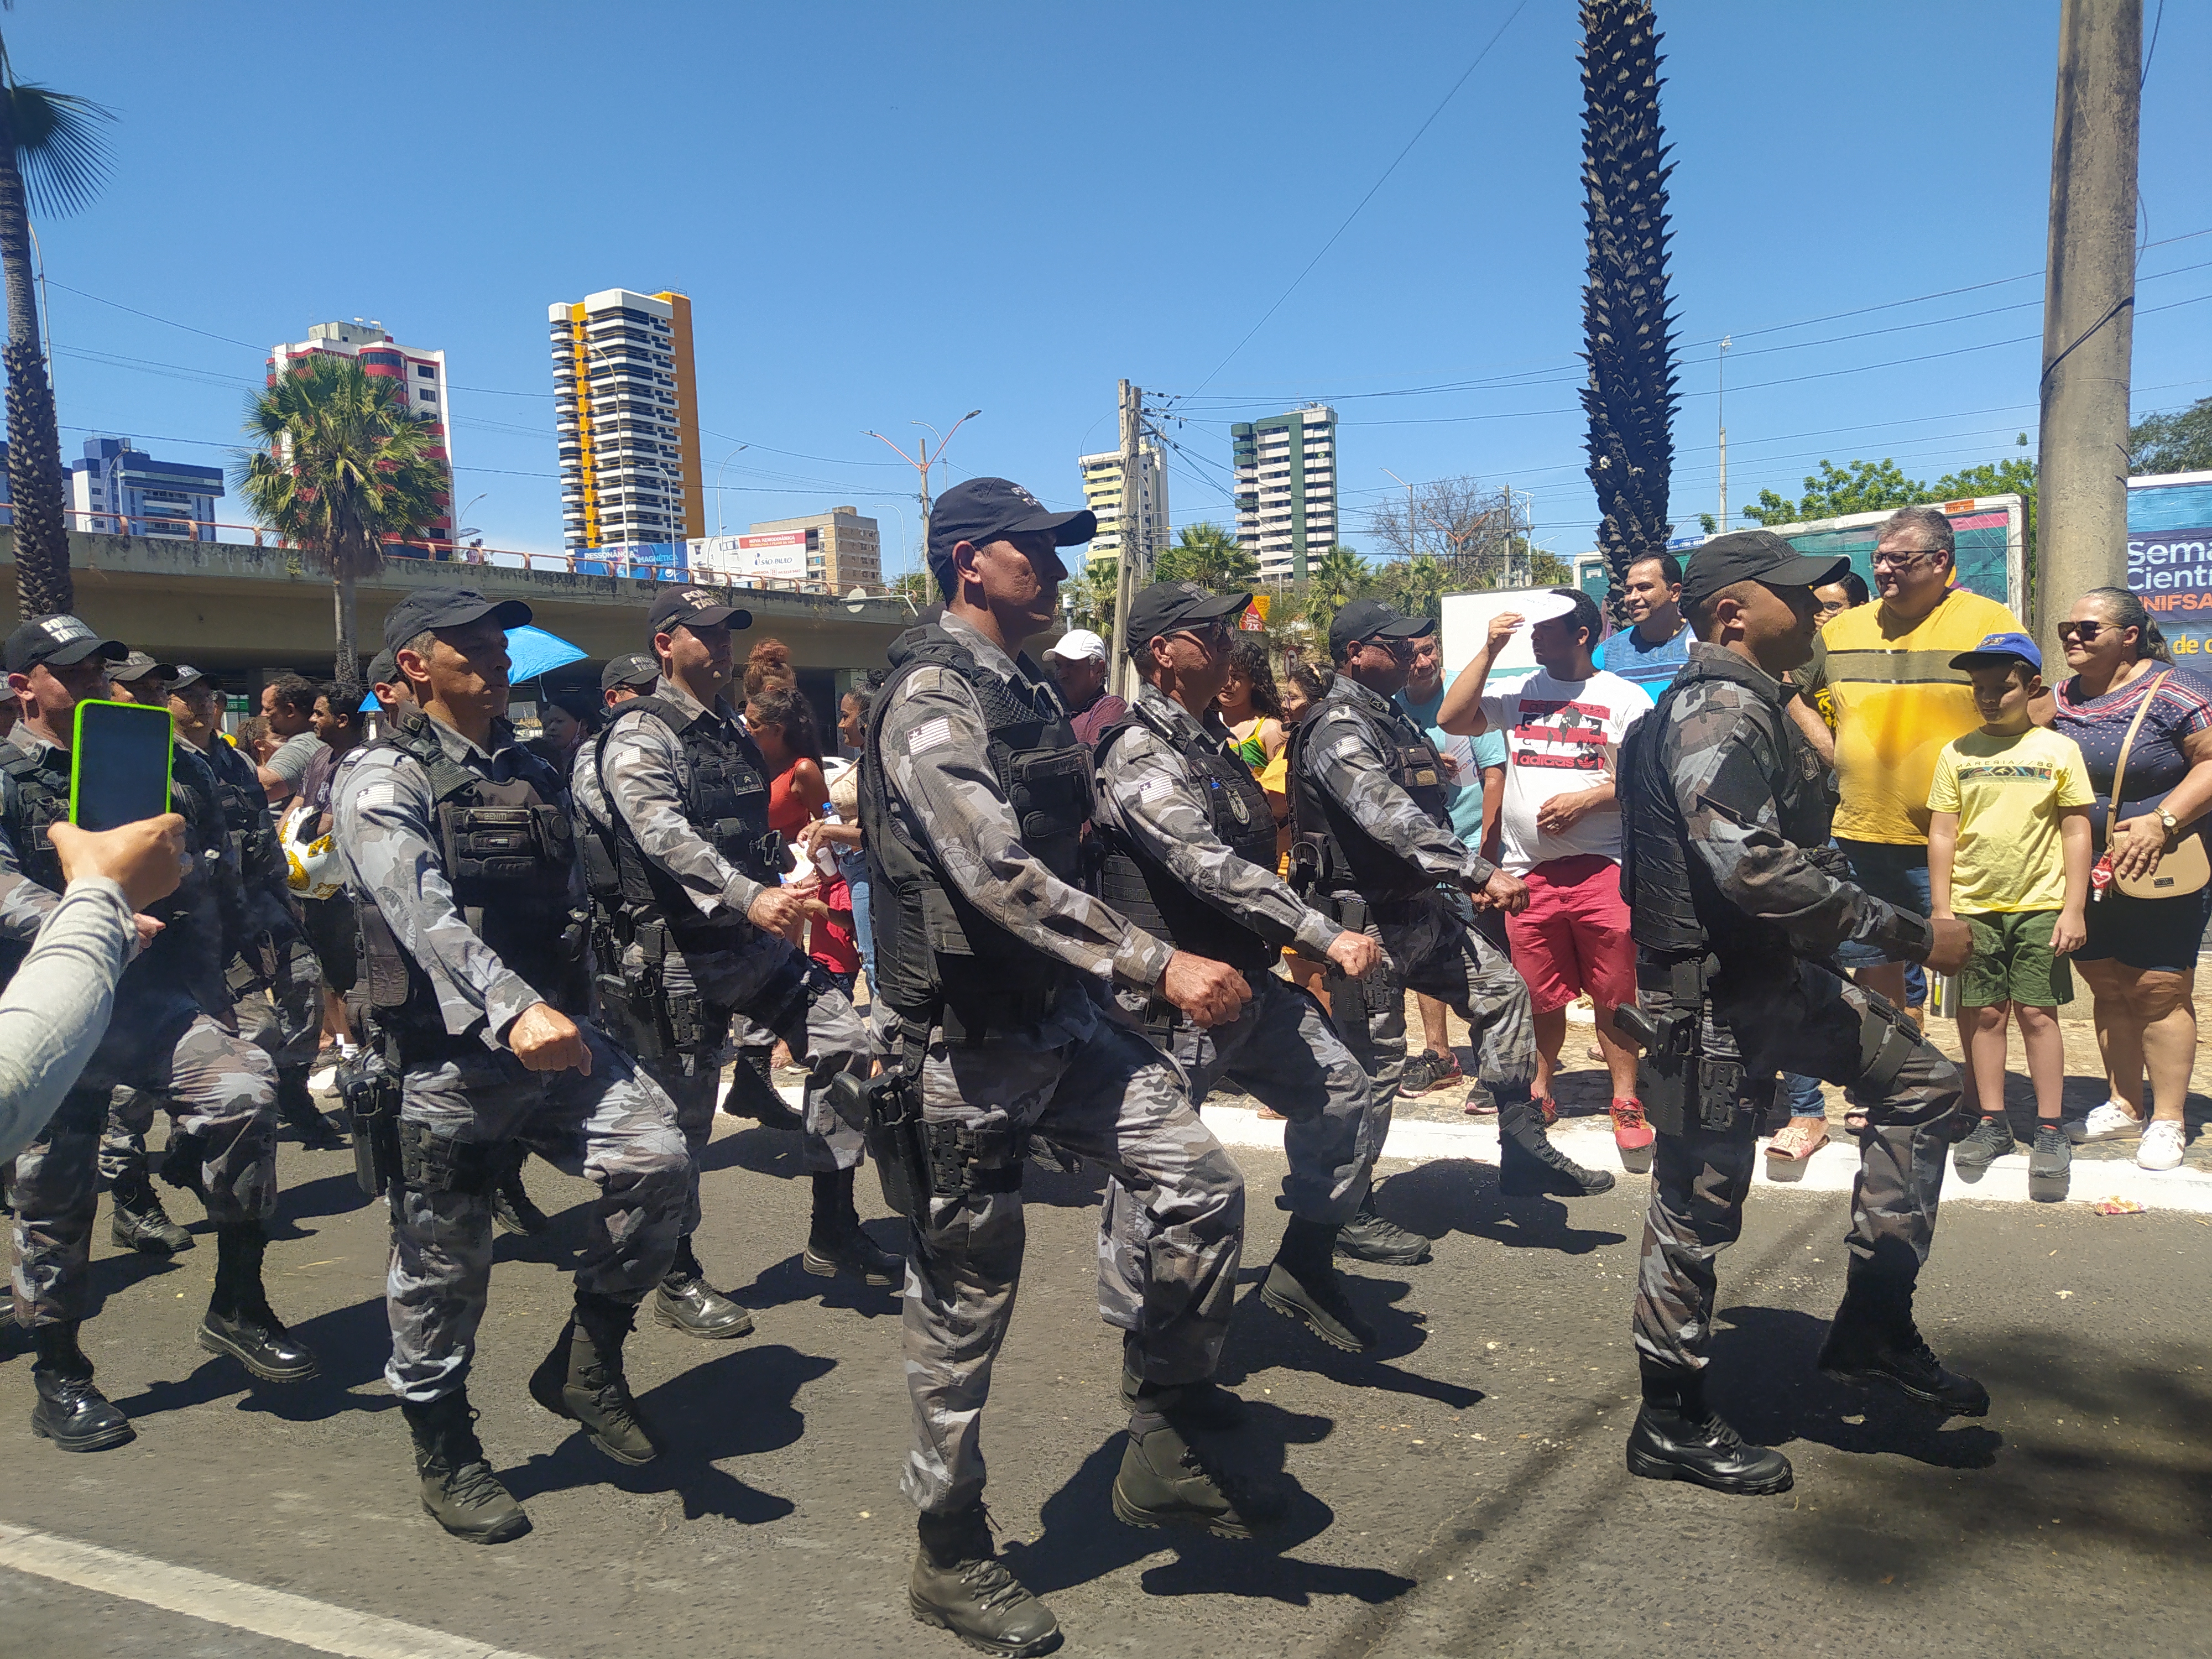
left=490, top=1147, right=549, bottom=1237
left=1498, top=1093, right=1616, bottom=1196
left=910, top=1504, right=1061, bottom=1657
left=109, top=1174, right=193, bottom=1254
left=529, top=1292, right=660, bottom=1464
left=1333, top=1188, right=1433, bottom=1265
left=723, top=1046, right=804, bottom=1130
left=653, top=1233, right=755, bottom=1340
left=29, top=1323, right=133, bottom=1452
left=1118, top=1334, right=1249, bottom=1429
left=1818, top=1264, right=1989, bottom=1416
left=1112, top=1408, right=1289, bottom=1538
left=802, top=1169, right=903, bottom=1284
left=1262, top=1216, right=1379, bottom=1351
left=276, top=1067, right=348, bottom=1151
left=401, top=1390, right=529, bottom=1545
left=1625, top=1358, right=1792, bottom=1495
left=199, top=1221, right=321, bottom=1382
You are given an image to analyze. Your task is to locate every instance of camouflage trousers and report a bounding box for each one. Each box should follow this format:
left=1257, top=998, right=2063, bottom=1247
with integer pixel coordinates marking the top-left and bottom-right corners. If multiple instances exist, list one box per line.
left=903, top=1004, right=1244, bottom=1514
left=632, top=931, right=869, bottom=1178
left=15, top=1013, right=278, bottom=1327
left=1631, top=958, right=1963, bottom=1375
left=1096, top=973, right=1383, bottom=1333
left=101, top=942, right=323, bottom=1186
left=383, top=1020, right=688, bottom=1405
left=1327, top=888, right=1538, bottom=1121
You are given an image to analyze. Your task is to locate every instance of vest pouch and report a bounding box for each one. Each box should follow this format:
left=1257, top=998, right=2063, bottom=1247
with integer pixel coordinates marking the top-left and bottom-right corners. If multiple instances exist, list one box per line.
left=439, top=804, right=539, bottom=881
left=1009, top=746, right=1093, bottom=844
left=356, top=901, right=417, bottom=1012
left=1397, top=745, right=1442, bottom=792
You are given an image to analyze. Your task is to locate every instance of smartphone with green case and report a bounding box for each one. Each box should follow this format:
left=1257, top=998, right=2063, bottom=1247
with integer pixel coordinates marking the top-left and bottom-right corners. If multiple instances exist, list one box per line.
left=69, top=698, right=174, bottom=831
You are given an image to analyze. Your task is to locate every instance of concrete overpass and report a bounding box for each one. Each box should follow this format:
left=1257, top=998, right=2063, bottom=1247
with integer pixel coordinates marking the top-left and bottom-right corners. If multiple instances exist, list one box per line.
left=0, top=530, right=920, bottom=698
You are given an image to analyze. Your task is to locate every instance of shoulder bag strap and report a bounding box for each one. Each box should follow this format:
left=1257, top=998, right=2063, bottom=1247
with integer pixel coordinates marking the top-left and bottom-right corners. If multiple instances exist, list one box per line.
left=2105, top=670, right=2169, bottom=852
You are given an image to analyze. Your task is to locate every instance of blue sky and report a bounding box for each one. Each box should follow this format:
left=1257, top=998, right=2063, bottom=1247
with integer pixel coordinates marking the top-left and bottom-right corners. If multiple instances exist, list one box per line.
left=12, top=1, right=2208, bottom=580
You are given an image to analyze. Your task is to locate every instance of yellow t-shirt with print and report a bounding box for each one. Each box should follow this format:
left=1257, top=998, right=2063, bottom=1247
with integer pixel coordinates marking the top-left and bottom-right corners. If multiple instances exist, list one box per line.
left=1801, top=586, right=2023, bottom=845
left=1926, top=726, right=2094, bottom=913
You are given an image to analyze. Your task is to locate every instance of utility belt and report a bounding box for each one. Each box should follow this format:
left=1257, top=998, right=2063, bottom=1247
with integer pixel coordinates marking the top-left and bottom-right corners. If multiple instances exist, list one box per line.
left=922, top=979, right=1070, bottom=1047
left=830, top=1018, right=1027, bottom=1220
left=588, top=912, right=737, bottom=1070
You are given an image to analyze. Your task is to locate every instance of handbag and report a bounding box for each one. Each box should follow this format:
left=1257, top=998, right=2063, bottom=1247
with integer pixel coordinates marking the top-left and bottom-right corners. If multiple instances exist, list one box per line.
left=2105, top=671, right=2211, bottom=900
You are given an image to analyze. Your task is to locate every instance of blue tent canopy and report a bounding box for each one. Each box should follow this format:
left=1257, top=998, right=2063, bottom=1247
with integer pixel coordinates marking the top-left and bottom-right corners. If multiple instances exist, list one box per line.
left=356, top=624, right=589, bottom=711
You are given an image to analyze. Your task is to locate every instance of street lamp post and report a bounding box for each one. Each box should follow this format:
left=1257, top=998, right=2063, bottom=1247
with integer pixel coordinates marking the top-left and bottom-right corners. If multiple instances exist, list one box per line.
left=865, top=409, right=982, bottom=567
left=714, top=444, right=750, bottom=536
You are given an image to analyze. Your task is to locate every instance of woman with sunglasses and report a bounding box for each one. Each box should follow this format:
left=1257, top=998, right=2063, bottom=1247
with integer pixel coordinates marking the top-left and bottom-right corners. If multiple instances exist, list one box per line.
left=2051, top=588, right=2212, bottom=1170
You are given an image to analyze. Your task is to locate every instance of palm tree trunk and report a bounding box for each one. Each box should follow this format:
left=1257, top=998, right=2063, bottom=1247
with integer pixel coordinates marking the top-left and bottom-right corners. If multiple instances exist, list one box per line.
left=0, top=92, right=71, bottom=617
left=333, top=559, right=360, bottom=693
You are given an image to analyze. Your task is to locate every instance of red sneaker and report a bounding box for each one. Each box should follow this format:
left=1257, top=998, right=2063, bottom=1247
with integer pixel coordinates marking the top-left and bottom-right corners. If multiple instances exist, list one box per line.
left=1609, top=1097, right=1655, bottom=1172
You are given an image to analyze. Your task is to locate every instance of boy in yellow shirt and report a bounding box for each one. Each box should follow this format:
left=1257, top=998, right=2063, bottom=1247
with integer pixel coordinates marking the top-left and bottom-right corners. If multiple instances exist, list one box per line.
left=1926, top=632, right=2093, bottom=1202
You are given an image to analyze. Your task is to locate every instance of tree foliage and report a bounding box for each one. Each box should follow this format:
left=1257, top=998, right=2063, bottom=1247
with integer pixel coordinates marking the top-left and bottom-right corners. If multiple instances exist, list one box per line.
left=1062, top=559, right=1120, bottom=639
left=236, top=353, right=448, bottom=687
left=1741, top=453, right=2038, bottom=535
left=1300, top=546, right=1371, bottom=641
left=1152, top=521, right=1258, bottom=591
left=1367, top=476, right=1537, bottom=588
left=2131, top=397, right=2212, bottom=476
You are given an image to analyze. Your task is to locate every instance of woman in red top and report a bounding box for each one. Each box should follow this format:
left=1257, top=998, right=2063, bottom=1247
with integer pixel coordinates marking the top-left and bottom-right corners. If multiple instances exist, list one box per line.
left=749, top=686, right=858, bottom=986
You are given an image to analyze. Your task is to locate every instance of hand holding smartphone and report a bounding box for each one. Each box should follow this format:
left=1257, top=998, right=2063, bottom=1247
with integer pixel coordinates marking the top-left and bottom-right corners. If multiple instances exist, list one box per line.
left=69, top=699, right=174, bottom=832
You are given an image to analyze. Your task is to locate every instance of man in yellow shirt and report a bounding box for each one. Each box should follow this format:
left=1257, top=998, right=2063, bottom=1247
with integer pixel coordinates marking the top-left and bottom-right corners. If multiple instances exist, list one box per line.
left=1793, top=505, right=2025, bottom=1014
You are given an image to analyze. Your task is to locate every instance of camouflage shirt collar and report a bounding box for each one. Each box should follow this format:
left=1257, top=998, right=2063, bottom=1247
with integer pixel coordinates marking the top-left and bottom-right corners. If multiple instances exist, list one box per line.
left=1133, top=680, right=1227, bottom=744
left=940, top=609, right=1034, bottom=688
left=410, top=708, right=507, bottom=768
left=1332, top=672, right=1412, bottom=729
left=1684, top=641, right=1790, bottom=707
left=6, top=719, right=61, bottom=765
left=650, top=674, right=740, bottom=729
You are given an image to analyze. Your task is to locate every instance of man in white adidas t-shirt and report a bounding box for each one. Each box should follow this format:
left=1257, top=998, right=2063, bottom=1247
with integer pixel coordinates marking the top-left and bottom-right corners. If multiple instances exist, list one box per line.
left=1438, top=588, right=1655, bottom=1169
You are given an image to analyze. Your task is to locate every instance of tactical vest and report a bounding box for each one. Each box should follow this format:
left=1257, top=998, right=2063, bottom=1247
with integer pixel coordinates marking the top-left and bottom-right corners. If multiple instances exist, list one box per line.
left=577, top=693, right=784, bottom=951
left=1287, top=683, right=1455, bottom=902
left=1093, top=700, right=1280, bottom=971
left=1619, top=651, right=1832, bottom=958
left=860, top=623, right=1094, bottom=1035
left=205, top=735, right=284, bottom=893
left=354, top=710, right=587, bottom=1042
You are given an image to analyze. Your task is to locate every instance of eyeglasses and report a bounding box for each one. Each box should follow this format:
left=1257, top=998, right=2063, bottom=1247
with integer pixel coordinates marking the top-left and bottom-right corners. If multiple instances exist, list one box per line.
left=1868, top=551, right=1936, bottom=571
left=1171, top=620, right=1232, bottom=648
left=1361, top=635, right=1416, bottom=660
left=2056, top=620, right=2107, bottom=641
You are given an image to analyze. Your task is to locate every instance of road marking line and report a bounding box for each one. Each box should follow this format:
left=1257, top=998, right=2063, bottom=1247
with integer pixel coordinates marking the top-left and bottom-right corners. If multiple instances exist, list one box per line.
left=0, top=1522, right=546, bottom=1659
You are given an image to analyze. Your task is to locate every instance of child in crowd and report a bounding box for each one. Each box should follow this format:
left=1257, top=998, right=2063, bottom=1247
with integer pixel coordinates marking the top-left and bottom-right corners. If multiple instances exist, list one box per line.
left=1927, top=632, right=2093, bottom=1201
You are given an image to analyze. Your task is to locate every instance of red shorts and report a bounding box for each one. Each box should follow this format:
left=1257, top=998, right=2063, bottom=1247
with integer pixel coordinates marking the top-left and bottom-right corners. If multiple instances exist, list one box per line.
left=1503, top=853, right=1636, bottom=1015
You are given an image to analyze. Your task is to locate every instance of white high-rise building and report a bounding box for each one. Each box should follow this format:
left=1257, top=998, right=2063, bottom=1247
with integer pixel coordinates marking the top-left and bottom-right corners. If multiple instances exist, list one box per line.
left=1077, top=442, right=1169, bottom=572
left=549, top=289, right=703, bottom=552
left=1233, top=404, right=1338, bottom=580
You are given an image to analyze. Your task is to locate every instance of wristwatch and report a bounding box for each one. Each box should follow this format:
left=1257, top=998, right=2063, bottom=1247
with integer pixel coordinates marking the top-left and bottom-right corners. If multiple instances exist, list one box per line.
left=2159, top=811, right=2180, bottom=837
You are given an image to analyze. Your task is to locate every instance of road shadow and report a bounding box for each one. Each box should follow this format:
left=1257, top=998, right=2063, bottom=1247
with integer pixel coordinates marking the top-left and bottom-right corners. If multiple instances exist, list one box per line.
left=1004, top=1407, right=1414, bottom=1606
left=733, top=1243, right=903, bottom=1318
left=1371, top=1160, right=1627, bottom=1256
left=700, top=1123, right=811, bottom=1181
left=500, top=1340, right=826, bottom=1525
left=1215, top=1275, right=1480, bottom=1410
left=110, top=1291, right=397, bottom=1424
left=272, top=1166, right=375, bottom=1230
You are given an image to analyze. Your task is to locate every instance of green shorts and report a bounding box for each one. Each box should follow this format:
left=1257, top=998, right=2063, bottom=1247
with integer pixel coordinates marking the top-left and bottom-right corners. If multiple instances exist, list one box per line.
left=1958, top=910, right=2074, bottom=1010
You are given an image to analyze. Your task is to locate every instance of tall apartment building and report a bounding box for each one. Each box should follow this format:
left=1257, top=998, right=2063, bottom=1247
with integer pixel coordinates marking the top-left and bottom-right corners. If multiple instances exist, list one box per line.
left=1077, top=442, right=1169, bottom=572
left=549, top=289, right=704, bottom=552
left=68, top=436, right=225, bottom=540
left=1232, top=404, right=1338, bottom=580
left=269, top=321, right=455, bottom=546
left=744, top=507, right=883, bottom=589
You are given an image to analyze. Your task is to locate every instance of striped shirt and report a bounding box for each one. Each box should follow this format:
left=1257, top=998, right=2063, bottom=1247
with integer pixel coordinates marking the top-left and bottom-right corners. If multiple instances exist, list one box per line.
left=1799, top=585, right=2023, bottom=846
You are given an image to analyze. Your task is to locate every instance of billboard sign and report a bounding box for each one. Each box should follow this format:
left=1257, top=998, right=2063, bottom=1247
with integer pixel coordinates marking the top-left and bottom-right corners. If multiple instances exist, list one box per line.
left=688, top=530, right=810, bottom=581
left=574, top=541, right=686, bottom=578
left=2128, top=471, right=2212, bottom=661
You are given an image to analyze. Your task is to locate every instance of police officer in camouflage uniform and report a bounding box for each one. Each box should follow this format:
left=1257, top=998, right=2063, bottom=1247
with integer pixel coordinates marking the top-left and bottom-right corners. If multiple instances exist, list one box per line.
left=1291, top=598, right=1609, bottom=1207
left=1616, top=531, right=1984, bottom=1498
left=1092, top=580, right=1394, bottom=1355
left=334, top=590, right=690, bottom=1545
left=0, top=614, right=317, bottom=1455
left=862, top=478, right=1272, bottom=1657
left=573, top=586, right=890, bottom=1343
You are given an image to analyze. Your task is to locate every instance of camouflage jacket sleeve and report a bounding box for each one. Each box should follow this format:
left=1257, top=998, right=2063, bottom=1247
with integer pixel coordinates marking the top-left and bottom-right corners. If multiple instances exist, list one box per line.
left=1664, top=680, right=1932, bottom=961
left=879, top=664, right=1173, bottom=991
left=1098, top=722, right=1339, bottom=959
left=333, top=747, right=543, bottom=1044
left=1305, top=704, right=1496, bottom=888
left=0, top=772, right=62, bottom=945
left=598, top=711, right=764, bottom=928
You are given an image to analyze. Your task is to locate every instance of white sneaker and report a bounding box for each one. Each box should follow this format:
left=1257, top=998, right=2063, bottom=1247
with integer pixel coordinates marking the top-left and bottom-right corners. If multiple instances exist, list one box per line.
left=2079, top=1100, right=2142, bottom=1142
left=2138, top=1120, right=2186, bottom=1171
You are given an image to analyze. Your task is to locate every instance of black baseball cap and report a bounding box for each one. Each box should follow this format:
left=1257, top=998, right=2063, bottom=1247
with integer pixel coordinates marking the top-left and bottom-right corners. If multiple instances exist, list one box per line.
left=648, top=585, right=753, bottom=637
left=4, top=613, right=128, bottom=674
left=169, top=664, right=212, bottom=694
left=1681, top=531, right=1848, bottom=608
left=365, top=649, right=400, bottom=687
left=1125, top=582, right=1251, bottom=652
left=1327, top=598, right=1434, bottom=662
left=111, top=650, right=177, bottom=684
left=381, top=588, right=532, bottom=650
left=927, top=477, right=1097, bottom=571
left=601, top=652, right=660, bottom=693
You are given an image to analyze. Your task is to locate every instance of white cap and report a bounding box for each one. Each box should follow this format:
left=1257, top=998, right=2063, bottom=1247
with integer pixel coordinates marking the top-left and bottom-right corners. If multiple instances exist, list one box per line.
left=1044, top=628, right=1107, bottom=662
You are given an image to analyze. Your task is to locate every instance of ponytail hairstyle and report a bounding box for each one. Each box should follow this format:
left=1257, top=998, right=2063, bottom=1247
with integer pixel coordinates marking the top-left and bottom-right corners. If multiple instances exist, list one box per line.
left=2083, top=586, right=2175, bottom=666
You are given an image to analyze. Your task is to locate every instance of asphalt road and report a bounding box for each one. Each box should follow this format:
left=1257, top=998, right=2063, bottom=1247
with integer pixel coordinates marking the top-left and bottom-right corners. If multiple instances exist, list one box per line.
left=2, top=1110, right=2208, bottom=1659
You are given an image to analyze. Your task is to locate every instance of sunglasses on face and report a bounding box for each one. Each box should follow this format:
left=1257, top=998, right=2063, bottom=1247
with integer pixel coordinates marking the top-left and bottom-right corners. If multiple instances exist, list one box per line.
left=1361, top=635, right=1416, bottom=661
left=1175, top=620, right=1232, bottom=647
left=2057, top=620, right=2112, bottom=641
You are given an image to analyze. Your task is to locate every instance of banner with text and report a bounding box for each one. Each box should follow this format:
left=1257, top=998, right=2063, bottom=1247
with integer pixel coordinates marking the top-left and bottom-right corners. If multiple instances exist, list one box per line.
left=2129, top=473, right=2212, bottom=662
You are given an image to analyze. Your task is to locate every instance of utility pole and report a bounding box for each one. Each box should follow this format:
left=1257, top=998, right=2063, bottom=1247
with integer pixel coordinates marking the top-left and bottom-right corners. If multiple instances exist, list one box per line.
left=866, top=409, right=982, bottom=593
left=1716, top=336, right=1730, bottom=535
left=1381, top=467, right=1420, bottom=561
left=2035, top=0, right=2140, bottom=659
left=1109, top=380, right=1142, bottom=698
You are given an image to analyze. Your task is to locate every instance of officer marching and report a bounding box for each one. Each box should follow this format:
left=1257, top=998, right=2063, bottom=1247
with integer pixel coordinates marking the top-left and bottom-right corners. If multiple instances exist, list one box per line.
left=0, top=614, right=317, bottom=1454
left=572, top=585, right=890, bottom=1344
left=1289, top=598, right=1610, bottom=1210
left=860, top=478, right=1268, bottom=1656
left=1615, top=531, right=1982, bottom=1495
left=333, top=591, right=691, bottom=1545
left=1092, top=580, right=1394, bottom=1353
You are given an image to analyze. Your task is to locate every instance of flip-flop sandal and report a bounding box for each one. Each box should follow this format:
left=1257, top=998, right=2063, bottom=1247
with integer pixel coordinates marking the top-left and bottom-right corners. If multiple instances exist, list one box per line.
left=1844, top=1107, right=1869, bottom=1134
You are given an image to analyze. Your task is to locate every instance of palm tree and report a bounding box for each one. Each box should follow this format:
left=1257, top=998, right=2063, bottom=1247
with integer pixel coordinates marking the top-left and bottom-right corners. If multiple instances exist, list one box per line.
left=1300, top=545, right=1370, bottom=642
left=1153, top=521, right=1259, bottom=591
left=237, top=354, right=448, bottom=690
left=0, top=16, right=114, bottom=617
left=1579, top=0, right=1678, bottom=614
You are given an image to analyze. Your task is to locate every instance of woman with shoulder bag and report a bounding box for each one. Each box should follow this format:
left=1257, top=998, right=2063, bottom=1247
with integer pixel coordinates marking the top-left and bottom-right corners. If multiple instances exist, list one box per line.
left=2052, top=587, right=2212, bottom=1171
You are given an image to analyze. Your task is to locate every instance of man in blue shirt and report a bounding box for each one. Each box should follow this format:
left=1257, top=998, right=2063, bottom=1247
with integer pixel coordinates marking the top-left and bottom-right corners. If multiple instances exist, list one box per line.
left=1395, top=631, right=1507, bottom=1105
left=1593, top=554, right=1693, bottom=697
